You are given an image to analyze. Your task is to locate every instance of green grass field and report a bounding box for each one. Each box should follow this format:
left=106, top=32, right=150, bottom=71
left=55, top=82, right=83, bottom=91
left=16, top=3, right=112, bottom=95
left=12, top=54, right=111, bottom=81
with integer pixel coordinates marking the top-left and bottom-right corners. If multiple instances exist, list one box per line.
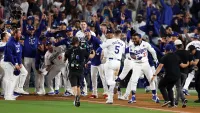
left=0, top=88, right=199, bottom=113
left=0, top=100, right=170, bottom=113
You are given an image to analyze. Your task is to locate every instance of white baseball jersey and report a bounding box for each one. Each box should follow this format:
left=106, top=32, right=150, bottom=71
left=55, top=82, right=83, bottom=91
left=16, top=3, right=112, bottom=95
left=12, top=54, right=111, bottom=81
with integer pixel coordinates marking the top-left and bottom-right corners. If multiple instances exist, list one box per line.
left=75, top=30, right=96, bottom=41
left=45, top=46, right=66, bottom=65
left=100, top=38, right=125, bottom=60
left=125, top=41, right=133, bottom=59
left=100, top=34, right=108, bottom=58
left=129, top=41, right=157, bottom=63
left=186, top=40, right=200, bottom=50
left=0, top=42, right=6, bottom=61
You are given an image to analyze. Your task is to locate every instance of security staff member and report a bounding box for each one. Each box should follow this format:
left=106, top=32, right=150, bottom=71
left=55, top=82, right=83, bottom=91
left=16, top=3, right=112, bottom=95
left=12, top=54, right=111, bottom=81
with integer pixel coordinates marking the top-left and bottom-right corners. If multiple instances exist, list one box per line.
left=187, top=45, right=200, bottom=103
left=174, top=39, right=190, bottom=108
left=65, top=37, right=89, bottom=107
left=151, top=44, right=188, bottom=108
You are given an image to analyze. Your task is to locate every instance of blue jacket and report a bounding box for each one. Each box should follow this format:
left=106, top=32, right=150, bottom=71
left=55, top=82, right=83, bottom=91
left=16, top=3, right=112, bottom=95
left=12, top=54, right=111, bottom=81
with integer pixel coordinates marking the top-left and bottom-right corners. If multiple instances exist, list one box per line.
left=88, top=36, right=102, bottom=66
left=160, top=0, right=173, bottom=26
left=4, top=37, right=22, bottom=65
left=148, top=44, right=164, bottom=66
left=22, top=20, right=46, bottom=58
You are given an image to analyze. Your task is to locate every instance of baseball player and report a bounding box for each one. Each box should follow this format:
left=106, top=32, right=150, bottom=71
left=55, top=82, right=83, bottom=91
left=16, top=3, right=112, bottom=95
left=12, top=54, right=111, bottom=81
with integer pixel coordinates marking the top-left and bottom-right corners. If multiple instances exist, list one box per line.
left=183, top=34, right=200, bottom=95
left=1, top=29, right=27, bottom=100
left=126, top=33, right=159, bottom=103
left=75, top=20, right=96, bottom=96
left=96, top=29, right=125, bottom=104
left=0, top=32, right=10, bottom=96
left=22, top=15, right=46, bottom=92
left=54, top=31, right=74, bottom=96
left=35, top=40, right=47, bottom=95
left=45, top=41, right=69, bottom=95
left=85, top=29, right=108, bottom=98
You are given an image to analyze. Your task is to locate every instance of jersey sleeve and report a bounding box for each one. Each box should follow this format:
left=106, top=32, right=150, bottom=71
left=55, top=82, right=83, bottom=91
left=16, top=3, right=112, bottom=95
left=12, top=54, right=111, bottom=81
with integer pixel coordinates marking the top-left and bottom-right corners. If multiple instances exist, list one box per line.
left=100, top=40, right=111, bottom=49
left=185, top=42, right=191, bottom=50
left=44, top=52, right=51, bottom=66
left=146, top=42, right=158, bottom=61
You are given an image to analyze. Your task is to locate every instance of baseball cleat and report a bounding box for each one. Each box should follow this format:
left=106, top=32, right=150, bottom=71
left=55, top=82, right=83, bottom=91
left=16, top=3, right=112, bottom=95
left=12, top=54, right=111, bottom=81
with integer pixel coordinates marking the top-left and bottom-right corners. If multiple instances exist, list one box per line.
left=194, top=99, right=200, bottom=103
left=128, top=96, right=136, bottom=103
left=89, top=95, right=98, bottom=99
left=63, top=91, right=73, bottom=97
left=5, top=96, right=16, bottom=101
left=118, top=95, right=129, bottom=100
left=103, top=94, right=108, bottom=99
left=183, top=89, right=190, bottom=96
left=54, top=90, right=59, bottom=95
left=161, top=101, right=171, bottom=107
left=47, top=91, right=55, bottom=95
left=152, top=95, right=160, bottom=103
left=81, top=91, right=87, bottom=97
left=15, top=89, right=29, bottom=95
left=106, top=100, right=113, bottom=104
left=182, top=99, right=188, bottom=108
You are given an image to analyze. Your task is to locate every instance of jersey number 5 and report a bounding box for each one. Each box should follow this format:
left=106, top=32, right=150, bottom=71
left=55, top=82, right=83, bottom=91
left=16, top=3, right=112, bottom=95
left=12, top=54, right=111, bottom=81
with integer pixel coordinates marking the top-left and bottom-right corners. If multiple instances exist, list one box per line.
left=115, top=46, right=120, bottom=54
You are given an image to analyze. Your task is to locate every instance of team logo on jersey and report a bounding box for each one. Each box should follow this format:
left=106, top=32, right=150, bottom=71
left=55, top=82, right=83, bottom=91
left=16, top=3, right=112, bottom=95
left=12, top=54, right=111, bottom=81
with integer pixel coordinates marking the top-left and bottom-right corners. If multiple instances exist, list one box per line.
left=58, top=56, right=62, bottom=60
left=29, top=37, right=36, bottom=45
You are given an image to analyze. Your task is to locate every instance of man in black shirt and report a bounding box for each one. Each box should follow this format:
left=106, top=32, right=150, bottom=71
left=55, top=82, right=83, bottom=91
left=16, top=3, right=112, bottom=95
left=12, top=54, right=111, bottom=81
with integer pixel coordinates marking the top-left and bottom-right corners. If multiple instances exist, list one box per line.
left=65, top=37, right=89, bottom=107
left=187, top=45, right=200, bottom=103
left=151, top=44, right=188, bottom=108
left=174, top=39, right=190, bottom=107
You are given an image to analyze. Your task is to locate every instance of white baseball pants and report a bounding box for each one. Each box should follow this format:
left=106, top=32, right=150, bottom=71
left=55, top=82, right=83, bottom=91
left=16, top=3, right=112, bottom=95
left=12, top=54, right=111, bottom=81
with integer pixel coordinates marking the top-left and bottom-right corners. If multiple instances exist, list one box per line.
left=91, top=64, right=108, bottom=95
left=24, top=57, right=38, bottom=92
left=183, top=70, right=195, bottom=90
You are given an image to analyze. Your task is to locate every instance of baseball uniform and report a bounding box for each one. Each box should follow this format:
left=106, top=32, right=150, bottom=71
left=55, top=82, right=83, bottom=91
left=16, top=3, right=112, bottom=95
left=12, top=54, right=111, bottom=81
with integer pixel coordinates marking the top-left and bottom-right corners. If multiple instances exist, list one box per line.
left=98, top=38, right=125, bottom=103
left=128, top=40, right=159, bottom=103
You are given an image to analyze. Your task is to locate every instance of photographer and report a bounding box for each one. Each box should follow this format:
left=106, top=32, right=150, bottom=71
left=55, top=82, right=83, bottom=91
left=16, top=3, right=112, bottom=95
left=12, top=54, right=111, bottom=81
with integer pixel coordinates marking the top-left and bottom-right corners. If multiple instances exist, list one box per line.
left=65, top=37, right=89, bottom=107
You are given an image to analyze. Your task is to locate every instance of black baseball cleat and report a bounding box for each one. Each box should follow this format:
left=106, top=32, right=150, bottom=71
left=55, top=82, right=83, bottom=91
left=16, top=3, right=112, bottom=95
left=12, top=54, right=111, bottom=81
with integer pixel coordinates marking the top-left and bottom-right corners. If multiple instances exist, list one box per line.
left=161, top=101, right=171, bottom=107
left=194, top=99, right=200, bottom=103
left=182, top=99, right=188, bottom=108
left=74, top=96, right=80, bottom=107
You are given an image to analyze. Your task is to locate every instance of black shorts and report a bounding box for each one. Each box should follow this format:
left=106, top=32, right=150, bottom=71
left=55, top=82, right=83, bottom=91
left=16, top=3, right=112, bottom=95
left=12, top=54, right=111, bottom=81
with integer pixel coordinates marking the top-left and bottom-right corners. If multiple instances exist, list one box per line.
left=69, top=71, right=81, bottom=87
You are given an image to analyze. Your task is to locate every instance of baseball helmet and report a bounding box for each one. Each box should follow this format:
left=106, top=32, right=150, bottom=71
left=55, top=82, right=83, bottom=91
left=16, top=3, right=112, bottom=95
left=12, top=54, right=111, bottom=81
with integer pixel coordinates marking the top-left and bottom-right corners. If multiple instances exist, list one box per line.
left=13, top=69, right=20, bottom=76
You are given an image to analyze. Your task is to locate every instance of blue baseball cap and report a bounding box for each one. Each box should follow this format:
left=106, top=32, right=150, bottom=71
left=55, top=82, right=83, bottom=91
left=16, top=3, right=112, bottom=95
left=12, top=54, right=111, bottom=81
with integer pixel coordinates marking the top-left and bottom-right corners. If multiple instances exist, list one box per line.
left=107, top=28, right=113, bottom=33
left=38, top=41, right=43, bottom=45
left=14, top=69, right=20, bottom=76
left=27, top=26, right=35, bottom=31
left=46, top=41, right=52, bottom=45
left=59, top=21, right=66, bottom=26
left=27, top=16, right=34, bottom=20
left=66, top=26, right=73, bottom=32
left=193, top=34, right=199, bottom=39
left=126, top=19, right=132, bottom=23
left=165, top=44, right=173, bottom=51
left=120, top=2, right=126, bottom=6
left=172, top=32, right=179, bottom=37
left=190, top=26, right=198, bottom=32
left=5, top=20, right=11, bottom=25
left=56, top=33, right=62, bottom=38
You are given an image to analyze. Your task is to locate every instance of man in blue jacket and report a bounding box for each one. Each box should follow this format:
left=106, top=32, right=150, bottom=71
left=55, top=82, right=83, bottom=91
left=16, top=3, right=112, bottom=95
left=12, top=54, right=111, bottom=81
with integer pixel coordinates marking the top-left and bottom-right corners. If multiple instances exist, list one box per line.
left=22, top=16, right=46, bottom=93
left=85, top=29, right=108, bottom=98
left=1, top=29, right=28, bottom=100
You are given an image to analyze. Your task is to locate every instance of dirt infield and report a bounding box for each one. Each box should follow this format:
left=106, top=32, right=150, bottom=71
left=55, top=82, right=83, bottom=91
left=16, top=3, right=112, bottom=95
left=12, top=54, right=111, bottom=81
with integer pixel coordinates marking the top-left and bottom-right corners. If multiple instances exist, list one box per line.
left=1, top=93, right=200, bottom=113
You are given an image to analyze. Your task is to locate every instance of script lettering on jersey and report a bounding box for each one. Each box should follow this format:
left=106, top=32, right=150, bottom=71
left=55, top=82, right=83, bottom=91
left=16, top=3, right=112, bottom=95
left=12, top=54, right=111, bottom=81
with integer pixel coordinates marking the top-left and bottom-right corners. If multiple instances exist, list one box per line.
left=29, top=37, right=36, bottom=45
left=112, top=41, right=124, bottom=46
left=15, top=44, right=21, bottom=53
left=133, top=48, right=147, bottom=58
